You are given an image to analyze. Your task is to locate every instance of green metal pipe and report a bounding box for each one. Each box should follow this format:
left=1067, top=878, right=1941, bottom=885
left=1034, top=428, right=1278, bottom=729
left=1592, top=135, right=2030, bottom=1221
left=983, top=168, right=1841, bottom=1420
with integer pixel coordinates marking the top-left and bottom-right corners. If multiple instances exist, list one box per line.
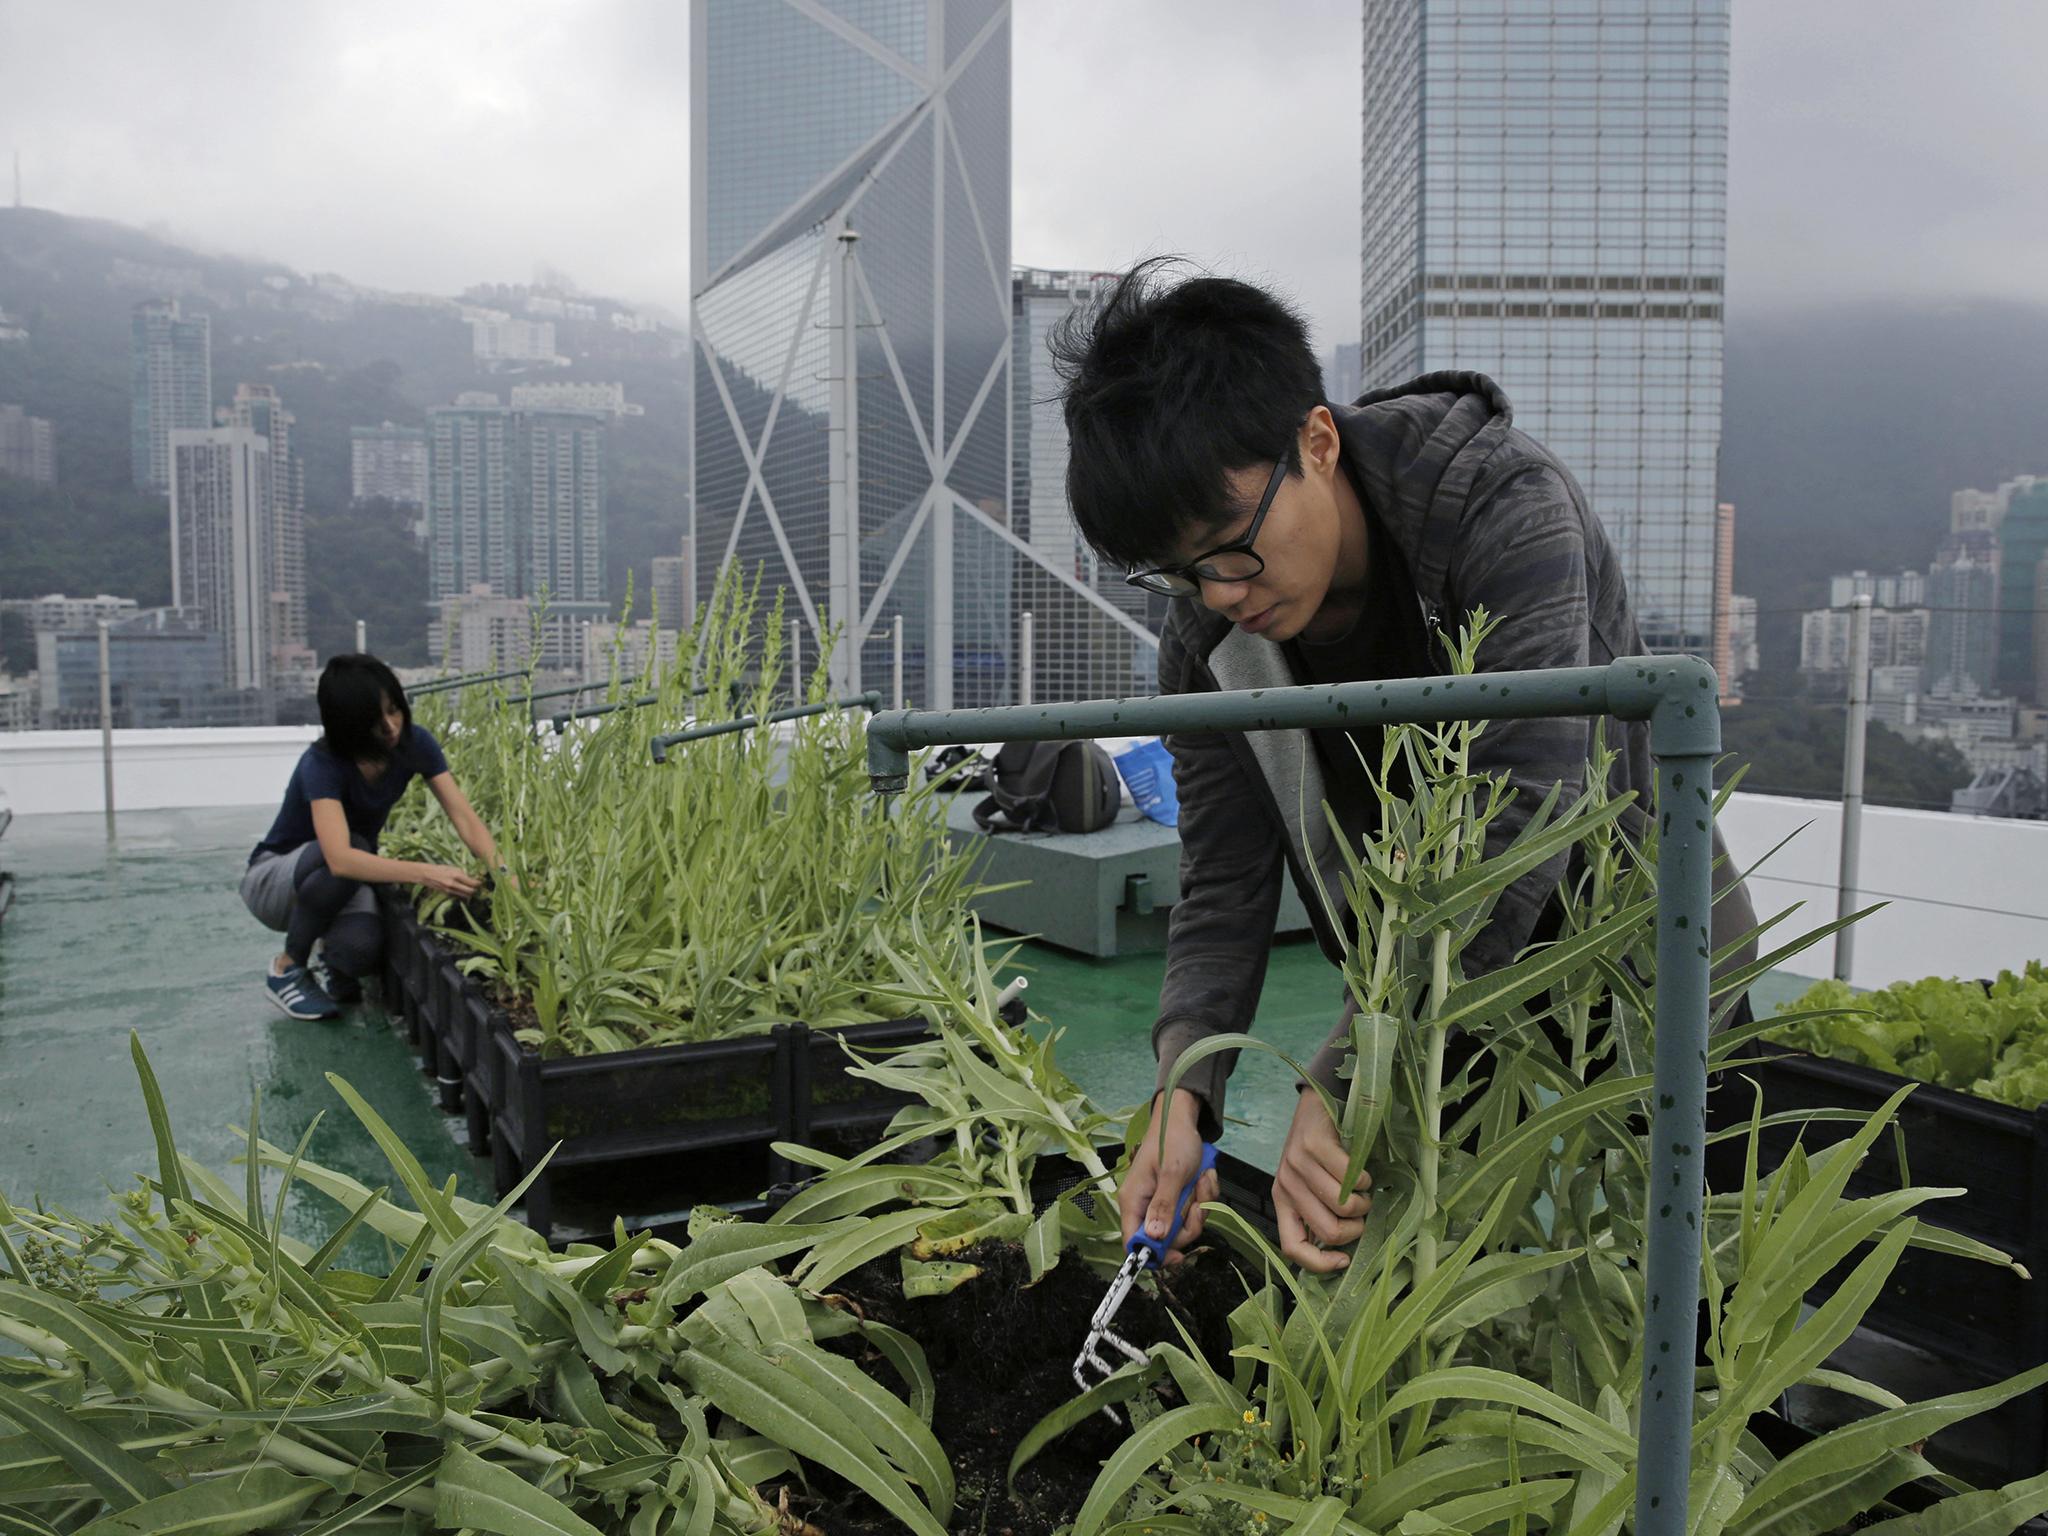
left=506, top=680, right=602, bottom=710
left=551, top=682, right=724, bottom=734
left=551, top=691, right=659, bottom=732
left=1637, top=746, right=1716, bottom=1534
left=864, top=662, right=1616, bottom=787
left=406, top=666, right=530, bottom=698
left=863, top=652, right=1721, bottom=1536
left=650, top=691, right=881, bottom=763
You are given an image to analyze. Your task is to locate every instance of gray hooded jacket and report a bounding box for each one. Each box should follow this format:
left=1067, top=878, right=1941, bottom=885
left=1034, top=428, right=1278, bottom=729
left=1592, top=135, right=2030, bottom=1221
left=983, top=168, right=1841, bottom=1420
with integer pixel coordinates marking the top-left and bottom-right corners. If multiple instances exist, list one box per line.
left=1152, top=371, right=1759, bottom=1136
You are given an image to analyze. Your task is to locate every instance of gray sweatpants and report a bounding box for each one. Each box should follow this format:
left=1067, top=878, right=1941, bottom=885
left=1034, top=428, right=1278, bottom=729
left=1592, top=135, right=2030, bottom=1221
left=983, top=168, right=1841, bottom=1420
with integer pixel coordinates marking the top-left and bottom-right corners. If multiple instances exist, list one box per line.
left=241, top=842, right=381, bottom=974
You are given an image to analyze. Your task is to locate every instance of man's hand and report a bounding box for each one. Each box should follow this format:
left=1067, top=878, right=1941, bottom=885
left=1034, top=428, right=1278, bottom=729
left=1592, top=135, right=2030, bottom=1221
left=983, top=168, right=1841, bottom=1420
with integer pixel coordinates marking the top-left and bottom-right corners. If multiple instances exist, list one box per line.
left=1274, top=1087, right=1373, bottom=1273
left=1117, top=1088, right=1221, bottom=1266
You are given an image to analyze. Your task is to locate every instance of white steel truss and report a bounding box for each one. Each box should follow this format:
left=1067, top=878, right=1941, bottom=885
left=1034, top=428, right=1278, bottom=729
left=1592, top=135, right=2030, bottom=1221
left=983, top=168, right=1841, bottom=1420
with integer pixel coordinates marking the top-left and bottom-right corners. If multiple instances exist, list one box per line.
left=691, top=0, right=1158, bottom=707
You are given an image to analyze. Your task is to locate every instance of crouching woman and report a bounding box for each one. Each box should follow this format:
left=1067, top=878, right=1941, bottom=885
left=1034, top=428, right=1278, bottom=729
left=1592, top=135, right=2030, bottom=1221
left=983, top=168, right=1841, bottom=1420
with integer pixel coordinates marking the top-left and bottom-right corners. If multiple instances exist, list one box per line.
left=241, top=654, right=500, bottom=1020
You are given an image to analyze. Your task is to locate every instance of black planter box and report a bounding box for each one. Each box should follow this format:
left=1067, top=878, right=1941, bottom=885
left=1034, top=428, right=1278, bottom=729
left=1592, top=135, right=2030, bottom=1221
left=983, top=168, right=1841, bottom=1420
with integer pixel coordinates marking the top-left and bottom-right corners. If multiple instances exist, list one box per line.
left=787, top=1015, right=933, bottom=1158
left=460, top=990, right=497, bottom=1152
left=389, top=912, right=936, bottom=1240
left=487, top=1021, right=793, bottom=1239
left=1706, top=1041, right=2048, bottom=1485
left=405, top=922, right=439, bottom=1055
left=377, top=895, right=415, bottom=1035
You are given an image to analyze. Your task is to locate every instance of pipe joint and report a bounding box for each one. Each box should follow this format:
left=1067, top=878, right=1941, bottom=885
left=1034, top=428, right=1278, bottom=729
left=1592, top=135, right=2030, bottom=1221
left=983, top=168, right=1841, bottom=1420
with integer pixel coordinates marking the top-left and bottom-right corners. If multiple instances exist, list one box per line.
left=1605, top=654, right=1721, bottom=758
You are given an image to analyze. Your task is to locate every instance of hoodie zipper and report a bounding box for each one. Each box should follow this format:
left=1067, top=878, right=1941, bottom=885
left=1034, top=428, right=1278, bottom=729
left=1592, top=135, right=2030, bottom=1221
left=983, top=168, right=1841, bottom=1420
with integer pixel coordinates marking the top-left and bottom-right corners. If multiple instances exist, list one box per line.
left=1418, top=594, right=1446, bottom=673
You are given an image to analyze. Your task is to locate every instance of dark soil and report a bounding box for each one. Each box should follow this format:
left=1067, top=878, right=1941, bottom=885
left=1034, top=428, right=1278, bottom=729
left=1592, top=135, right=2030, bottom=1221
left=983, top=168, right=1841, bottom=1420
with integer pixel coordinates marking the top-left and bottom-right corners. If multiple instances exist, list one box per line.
left=780, top=1239, right=1254, bottom=1536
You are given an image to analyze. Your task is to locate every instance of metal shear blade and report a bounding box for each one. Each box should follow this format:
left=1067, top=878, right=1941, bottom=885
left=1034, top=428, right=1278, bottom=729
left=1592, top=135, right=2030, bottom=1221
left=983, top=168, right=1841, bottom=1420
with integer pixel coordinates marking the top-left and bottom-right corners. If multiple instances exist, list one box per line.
left=1071, top=1249, right=1151, bottom=1418
left=1069, top=1141, right=1219, bottom=1421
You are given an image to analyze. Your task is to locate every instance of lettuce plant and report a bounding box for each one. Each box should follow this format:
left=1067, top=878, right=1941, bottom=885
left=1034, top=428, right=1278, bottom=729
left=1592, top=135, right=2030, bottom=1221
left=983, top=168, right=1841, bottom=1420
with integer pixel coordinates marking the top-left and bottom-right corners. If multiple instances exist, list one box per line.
left=1770, top=964, right=2048, bottom=1109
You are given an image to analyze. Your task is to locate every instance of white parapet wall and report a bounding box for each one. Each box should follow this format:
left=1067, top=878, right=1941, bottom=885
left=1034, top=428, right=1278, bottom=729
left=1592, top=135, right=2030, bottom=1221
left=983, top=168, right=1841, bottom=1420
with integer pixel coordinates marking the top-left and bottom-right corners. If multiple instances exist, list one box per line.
left=2, top=727, right=2039, bottom=990
left=1716, top=793, right=2047, bottom=991
left=0, top=727, right=318, bottom=816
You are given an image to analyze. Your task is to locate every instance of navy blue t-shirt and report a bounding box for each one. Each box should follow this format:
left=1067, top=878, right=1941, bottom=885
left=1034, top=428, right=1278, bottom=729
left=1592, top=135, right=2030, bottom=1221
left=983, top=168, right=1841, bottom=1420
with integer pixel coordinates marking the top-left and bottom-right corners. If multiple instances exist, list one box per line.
left=250, top=724, right=451, bottom=864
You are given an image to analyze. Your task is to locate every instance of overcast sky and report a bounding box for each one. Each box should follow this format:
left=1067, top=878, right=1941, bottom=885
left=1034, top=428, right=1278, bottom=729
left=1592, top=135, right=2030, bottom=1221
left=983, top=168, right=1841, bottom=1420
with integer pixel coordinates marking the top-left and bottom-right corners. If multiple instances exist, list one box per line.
left=4, top=0, right=2046, bottom=353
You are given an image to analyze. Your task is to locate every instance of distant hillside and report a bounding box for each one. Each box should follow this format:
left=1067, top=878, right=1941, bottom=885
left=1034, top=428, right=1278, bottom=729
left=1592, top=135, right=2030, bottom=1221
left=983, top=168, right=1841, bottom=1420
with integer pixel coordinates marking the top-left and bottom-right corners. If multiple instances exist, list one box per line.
left=7, top=207, right=2045, bottom=681
left=0, top=207, right=690, bottom=666
left=1720, top=296, right=2048, bottom=669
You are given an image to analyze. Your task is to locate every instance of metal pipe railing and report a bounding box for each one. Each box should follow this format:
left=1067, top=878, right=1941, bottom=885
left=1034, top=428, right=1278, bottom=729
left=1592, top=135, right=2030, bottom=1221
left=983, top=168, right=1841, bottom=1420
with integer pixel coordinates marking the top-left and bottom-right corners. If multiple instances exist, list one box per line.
left=650, top=691, right=882, bottom=764
left=507, top=680, right=601, bottom=711
left=865, top=654, right=1721, bottom=1536
left=407, top=665, right=531, bottom=698
left=1835, top=594, right=1873, bottom=981
left=552, top=691, right=659, bottom=732
left=550, top=682, right=721, bottom=734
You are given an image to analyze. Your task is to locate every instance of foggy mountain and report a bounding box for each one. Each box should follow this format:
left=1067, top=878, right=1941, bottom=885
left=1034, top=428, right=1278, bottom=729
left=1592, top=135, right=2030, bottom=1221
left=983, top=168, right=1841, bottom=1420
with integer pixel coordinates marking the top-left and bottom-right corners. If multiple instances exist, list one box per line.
left=1720, top=295, right=2048, bottom=667
left=0, top=208, right=691, bottom=665
left=5, top=208, right=2047, bottom=676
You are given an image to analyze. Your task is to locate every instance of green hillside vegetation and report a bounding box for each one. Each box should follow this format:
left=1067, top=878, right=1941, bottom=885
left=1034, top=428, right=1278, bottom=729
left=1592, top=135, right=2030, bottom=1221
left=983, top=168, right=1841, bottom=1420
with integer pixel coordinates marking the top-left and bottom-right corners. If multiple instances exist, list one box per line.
left=1720, top=669, right=1974, bottom=809
left=0, top=208, right=690, bottom=668
left=1722, top=297, right=2048, bottom=670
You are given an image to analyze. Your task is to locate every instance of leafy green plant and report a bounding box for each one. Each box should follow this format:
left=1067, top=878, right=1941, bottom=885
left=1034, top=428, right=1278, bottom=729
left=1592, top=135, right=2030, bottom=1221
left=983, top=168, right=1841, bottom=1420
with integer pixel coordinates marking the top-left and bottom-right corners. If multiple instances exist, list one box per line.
left=0, top=1037, right=959, bottom=1535
left=977, top=613, right=2048, bottom=1536
left=382, top=568, right=985, bottom=1055
left=1769, top=964, right=2048, bottom=1108
left=769, top=919, right=1129, bottom=1291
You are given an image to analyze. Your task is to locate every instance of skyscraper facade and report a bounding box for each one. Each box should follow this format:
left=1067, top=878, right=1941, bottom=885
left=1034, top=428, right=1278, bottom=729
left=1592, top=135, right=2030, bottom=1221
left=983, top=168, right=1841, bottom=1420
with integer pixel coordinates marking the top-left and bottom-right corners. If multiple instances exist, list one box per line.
left=351, top=422, right=430, bottom=508
left=36, top=609, right=263, bottom=730
left=1360, top=0, right=1729, bottom=655
left=427, top=400, right=606, bottom=666
left=1011, top=266, right=1163, bottom=699
left=221, top=384, right=307, bottom=665
left=1994, top=482, right=2048, bottom=704
left=0, top=404, right=55, bottom=484
left=169, top=426, right=273, bottom=692
left=1925, top=531, right=2000, bottom=696
left=522, top=411, right=607, bottom=613
left=429, top=401, right=516, bottom=601
left=131, top=300, right=212, bottom=494
left=1326, top=342, right=1363, bottom=406
left=692, top=0, right=1032, bottom=708
left=652, top=551, right=692, bottom=633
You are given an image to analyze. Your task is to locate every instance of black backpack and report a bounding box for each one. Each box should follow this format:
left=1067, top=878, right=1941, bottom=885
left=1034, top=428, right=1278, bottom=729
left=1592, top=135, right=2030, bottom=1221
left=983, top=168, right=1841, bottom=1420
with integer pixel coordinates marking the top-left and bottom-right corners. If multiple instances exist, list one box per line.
left=971, top=740, right=1122, bottom=835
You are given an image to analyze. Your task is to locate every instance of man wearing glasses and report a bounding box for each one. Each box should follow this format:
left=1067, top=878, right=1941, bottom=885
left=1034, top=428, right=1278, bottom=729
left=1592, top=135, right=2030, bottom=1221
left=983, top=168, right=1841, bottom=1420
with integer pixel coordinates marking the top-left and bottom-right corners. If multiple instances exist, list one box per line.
left=1050, top=260, right=1757, bottom=1273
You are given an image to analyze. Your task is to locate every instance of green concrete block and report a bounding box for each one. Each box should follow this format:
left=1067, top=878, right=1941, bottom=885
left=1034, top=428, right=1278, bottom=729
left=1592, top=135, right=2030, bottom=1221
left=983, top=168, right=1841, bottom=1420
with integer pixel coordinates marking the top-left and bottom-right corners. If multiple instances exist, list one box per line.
left=945, top=796, right=1314, bottom=957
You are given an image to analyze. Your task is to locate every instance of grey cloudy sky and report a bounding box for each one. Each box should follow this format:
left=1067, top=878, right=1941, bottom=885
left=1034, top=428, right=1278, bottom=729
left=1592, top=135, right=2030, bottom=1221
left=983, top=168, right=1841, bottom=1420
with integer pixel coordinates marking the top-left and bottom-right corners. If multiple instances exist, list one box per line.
left=4, top=0, right=2045, bottom=353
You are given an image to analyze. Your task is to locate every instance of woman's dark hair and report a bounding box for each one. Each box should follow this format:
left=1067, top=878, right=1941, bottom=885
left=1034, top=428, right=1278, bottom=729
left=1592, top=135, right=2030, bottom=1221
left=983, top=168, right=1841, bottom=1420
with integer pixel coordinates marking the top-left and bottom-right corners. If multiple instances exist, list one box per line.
left=1047, top=257, right=1326, bottom=571
left=317, top=654, right=411, bottom=764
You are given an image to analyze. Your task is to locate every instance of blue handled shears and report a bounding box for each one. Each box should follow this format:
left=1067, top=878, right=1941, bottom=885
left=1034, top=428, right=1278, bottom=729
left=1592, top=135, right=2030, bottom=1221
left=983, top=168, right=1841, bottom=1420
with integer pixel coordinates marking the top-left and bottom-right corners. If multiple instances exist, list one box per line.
left=1072, top=1141, right=1219, bottom=1401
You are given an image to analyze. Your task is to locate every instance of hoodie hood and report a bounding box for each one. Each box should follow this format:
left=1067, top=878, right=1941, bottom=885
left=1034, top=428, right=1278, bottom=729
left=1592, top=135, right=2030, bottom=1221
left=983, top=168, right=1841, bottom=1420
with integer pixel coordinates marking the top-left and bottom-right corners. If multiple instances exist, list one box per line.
left=1331, top=370, right=1518, bottom=611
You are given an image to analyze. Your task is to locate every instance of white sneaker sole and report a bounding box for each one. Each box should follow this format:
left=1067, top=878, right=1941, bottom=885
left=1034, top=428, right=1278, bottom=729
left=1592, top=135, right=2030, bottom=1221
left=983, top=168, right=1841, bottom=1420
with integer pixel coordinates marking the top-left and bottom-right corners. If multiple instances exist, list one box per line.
left=266, top=984, right=338, bottom=1022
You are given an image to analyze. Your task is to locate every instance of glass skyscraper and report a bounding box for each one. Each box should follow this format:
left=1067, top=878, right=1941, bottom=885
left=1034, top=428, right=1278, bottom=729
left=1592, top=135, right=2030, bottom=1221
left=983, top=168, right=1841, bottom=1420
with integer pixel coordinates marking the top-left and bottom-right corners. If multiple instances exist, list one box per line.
left=1360, top=0, right=1730, bottom=654
left=220, top=384, right=307, bottom=668
left=131, top=299, right=212, bottom=496
left=168, top=426, right=273, bottom=693
left=1011, top=266, right=1165, bottom=700
left=426, top=400, right=607, bottom=668
left=692, top=0, right=1022, bottom=708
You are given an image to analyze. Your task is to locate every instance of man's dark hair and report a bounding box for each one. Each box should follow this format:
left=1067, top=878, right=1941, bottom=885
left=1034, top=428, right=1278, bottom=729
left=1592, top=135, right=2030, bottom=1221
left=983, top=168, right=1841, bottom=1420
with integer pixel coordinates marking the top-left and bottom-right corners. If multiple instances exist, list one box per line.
left=317, top=654, right=411, bottom=764
left=1047, top=258, right=1326, bottom=571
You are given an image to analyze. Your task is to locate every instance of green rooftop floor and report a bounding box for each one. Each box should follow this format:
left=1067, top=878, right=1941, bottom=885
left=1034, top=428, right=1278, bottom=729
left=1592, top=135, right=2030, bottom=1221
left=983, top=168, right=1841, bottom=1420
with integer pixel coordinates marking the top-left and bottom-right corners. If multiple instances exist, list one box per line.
left=0, top=805, right=1815, bottom=1249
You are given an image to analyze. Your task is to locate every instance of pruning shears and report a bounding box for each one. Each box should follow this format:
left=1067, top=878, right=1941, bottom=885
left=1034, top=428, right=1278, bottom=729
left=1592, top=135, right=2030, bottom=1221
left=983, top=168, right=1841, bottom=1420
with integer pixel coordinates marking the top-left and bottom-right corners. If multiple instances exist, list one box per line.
left=1072, top=1140, right=1219, bottom=1403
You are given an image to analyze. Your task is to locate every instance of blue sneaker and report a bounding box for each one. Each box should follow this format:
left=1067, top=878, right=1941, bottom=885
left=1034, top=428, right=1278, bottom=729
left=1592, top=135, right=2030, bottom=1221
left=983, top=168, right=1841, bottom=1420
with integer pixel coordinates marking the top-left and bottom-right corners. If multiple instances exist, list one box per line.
left=321, top=966, right=364, bottom=1006
left=267, top=963, right=340, bottom=1021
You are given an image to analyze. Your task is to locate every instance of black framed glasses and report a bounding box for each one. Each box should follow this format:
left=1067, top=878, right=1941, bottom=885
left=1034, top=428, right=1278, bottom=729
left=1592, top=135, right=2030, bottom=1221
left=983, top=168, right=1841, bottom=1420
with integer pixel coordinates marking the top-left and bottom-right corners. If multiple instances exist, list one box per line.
left=1124, top=451, right=1291, bottom=597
